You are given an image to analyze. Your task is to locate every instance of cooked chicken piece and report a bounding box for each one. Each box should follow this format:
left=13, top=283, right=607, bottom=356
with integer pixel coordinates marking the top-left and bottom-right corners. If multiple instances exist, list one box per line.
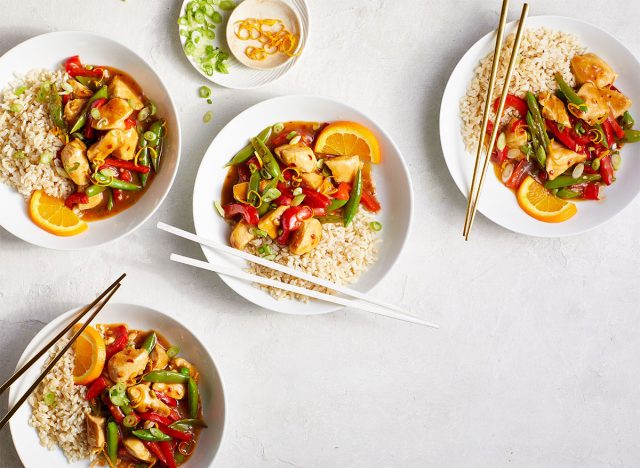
left=576, top=82, right=631, bottom=125
left=546, top=140, right=588, bottom=180
left=112, top=126, right=138, bottom=161
left=87, top=129, right=125, bottom=162
left=148, top=344, right=169, bottom=371
left=152, top=382, right=186, bottom=400
left=571, top=53, right=618, bottom=88
left=123, top=438, right=157, bottom=464
left=63, top=98, right=87, bottom=126
left=91, top=98, right=133, bottom=130
left=233, top=182, right=249, bottom=202
left=68, top=79, right=93, bottom=98
left=85, top=414, right=106, bottom=450
left=60, top=139, right=91, bottom=185
left=108, top=347, right=149, bottom=384
left=301, top=172, right=324, bottom=190
left=290, top=218, right=322, bottom=255
left=127, top=384, right=171, bottom=416
left=257, top=206, right=288, bottom=239
left=171, top=357, right=199, bottom=382
left=504, top=117, right=528, bottom=149
left=230, top=220, right=255, bottom=250
left=538, top=92, right=571, bottom=127
left=324, top=155, right=361, bottom=184
left=78, top=191, right=104, bottom=211
left=108, top=75, right=144, bottom=111
left=274, top=143, right=317, bottom=172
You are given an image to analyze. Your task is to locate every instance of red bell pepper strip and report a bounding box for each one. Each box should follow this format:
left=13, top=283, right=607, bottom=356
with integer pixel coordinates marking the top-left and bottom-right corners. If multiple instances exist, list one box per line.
left=600, top=155, right=615, bottom=185
left=65, top=55, right=104, bottom=78
left=360, top=188, right=381, bottom=213
left=277, top=205, right=313, bottom=244
left=124, top=116, right=136, bottom=130
left=158, top=441, right=178, bottom=468
left=490, top=146, right=507, bottom=164
left=106, top=400, right=125, bottom=423
left=144, top=441, right=169, bottom=466
left=223, top=203, right=259, bottom=225
left=85, top=376, right=108, bottom=400
left=64, top=192, right=89, bottom=209
left=154, top=391, right=178, bottom=407
left=505, top=160, right=532, bottom=189
left=119, top=168, right=133, bottom=183
left=583, top=183, right=600, bottom=200
left=509, top=118, right=526, bottom=132
left=237, top=164, right=251, bottom=182
left=101, top=158, right=150, bottom=174
left=493, top=94, right=529, bottom=118
left=138, top=412, right=174, bottom=427
left=105, top=325, right=128, bottom=360
left=301, top=187, right=330, bottom=209
left=158, top=424, right=194, bottom=442
left=546, top=119, right=580, bottom=152
left=310, top=207, right=327, bottom=217
left=607, top=115, right=625, bottom=140
left=333, top=182, right=351, bottom=201
left=274, top=182, right=293, bottom=206
left=601, top=119, right=615, bottom=148
left=169, top=408, right=182, bottom=422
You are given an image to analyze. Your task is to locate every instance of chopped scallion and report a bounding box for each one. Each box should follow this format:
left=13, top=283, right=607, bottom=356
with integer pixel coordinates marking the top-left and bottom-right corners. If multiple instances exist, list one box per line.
left=14, top=86, right=27, bottom=96
left=369, top=221, right=383, bottom=232
left=43, top=392, right=56, bottom=406
left=199, top=86, right=211, bottom=98
left=214, top=200, right=224, bottom=217
left=39, top=151, right=53, bottom=164
left=167, top=346, right=180, bottom=358
left=90, top=108, right=101, bottom=120
left=203, top=111, right=213, bottom=123
left=9, top=102, right=23, bottom=113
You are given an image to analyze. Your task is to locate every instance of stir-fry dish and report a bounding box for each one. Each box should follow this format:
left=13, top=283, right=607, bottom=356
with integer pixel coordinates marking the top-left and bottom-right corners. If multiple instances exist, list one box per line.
left=0, top=55, right=165, bottom=236
left=487, top=53, right=637, bottom=222
left=29, top=324, right=205, bottom=467
left=218, top=121, right=383, bottom=301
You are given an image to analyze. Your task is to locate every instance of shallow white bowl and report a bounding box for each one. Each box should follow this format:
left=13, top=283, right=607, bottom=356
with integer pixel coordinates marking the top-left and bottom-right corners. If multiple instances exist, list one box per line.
left=9, top=302, right=225, bottom=467
left=440, top=16, right=640, bottom=237
left=192, top=95, right=413, bottom=315
left=0, top=31, right=181, bottom=249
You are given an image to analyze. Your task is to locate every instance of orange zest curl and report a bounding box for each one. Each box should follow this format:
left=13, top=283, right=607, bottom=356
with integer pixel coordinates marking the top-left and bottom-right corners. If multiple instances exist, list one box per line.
left=234, top=18, right=299, bottom=61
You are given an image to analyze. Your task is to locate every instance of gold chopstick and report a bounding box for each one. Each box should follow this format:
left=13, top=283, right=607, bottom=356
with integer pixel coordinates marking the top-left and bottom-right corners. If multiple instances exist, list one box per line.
left=0, top=281, right=123, bottom=431
left=463, top=0, right=511, bottom=236
left=464, top=3, right=529, bottom=240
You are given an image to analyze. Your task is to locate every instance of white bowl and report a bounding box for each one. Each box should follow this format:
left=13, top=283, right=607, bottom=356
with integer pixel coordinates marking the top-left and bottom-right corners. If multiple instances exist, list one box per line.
left=192, top=95, right=413, bottom=315
left=9, top=302, right=225, bottom=467
left=440, top=16, right=640, bottom=237
left=0, top=31, right=181, bottom=249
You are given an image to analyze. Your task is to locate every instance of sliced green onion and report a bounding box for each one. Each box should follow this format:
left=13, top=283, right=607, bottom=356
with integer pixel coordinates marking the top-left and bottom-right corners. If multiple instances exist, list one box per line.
left=272, top=122, right=284, bottom=133
left=255, top=228, right=268, bottom=237
left=85, top=65, right=94, bottom=71
left=148, top=101, right=157, bottom=116
left=212, top=11, right=223, bottom=23
left=369, top=221, right=382, bottom=232
left=37, top=82, right=51, bottom=103
left=214, top=200, right=224, bottom=217
left=611, top=153, right=622, bottom=170
left=219, top=0, right=235, bottom=10
left=203, top=111, right=213, bottom=123
left=138, top=107, right=151, bottom=121
left=591, top=158, right=601, bottom=171
left=14, top=86, right=27, bottom=96
left=43, top=392, right=56, bottom=406
left=59, top=82, right=73, bottom=96
left=290, top=135, right=301, bottom=145
left=292, top=187, right=302, bottom=196
left=167, top=346, right=180, bottom=358
left=9, top=102, right=23, bottom=113
left=199, top=86, right=211, bottom=98
left=143, top=131, right=157, bottom=142
left=207, top=98, right=212, bottom=105
left=39, top=151, right=53, bottom=164
left=262, top=188, right=281, bottom=204
left=291, top=194, right=305, bottom=206
left=263, top=254, right=276, bottom=261
left=90, top=108, right=101, bottom=120
left=109, top=383, right=130, bottom=407
left=286, top=131, right=297, bottom=141
left=123, top=414, right=138, bottom=428
left=13, top=150, right=25, bottom=160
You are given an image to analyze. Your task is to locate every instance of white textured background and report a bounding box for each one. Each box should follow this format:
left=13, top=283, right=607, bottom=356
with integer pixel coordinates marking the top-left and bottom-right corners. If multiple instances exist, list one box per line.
left=2, top=0, right=640, bottom=466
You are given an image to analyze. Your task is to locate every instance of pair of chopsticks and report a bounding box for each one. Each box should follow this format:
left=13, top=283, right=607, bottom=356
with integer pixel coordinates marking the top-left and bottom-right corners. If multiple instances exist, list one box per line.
left=463, top=0, right=529, bottom=240
left=0, top=274, right=125, bottom=431
left=158, top=222, right=438, bottom=329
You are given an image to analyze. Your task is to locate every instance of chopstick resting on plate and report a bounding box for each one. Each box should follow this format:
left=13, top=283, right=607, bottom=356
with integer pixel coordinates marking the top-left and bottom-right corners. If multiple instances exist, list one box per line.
left=170, top=253, right=438, bottom=328
left=463, top=1, right=530, bottom=240
left=0, top=275, right=125, bottom=431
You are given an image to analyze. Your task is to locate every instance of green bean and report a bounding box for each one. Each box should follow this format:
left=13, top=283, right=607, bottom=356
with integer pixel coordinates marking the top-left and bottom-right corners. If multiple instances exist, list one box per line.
left=326, top=198, right=348, bottom=212
left=251, top=136, right=281, bottom=180
left=188, top=377, right=199, bottom=419
left=247, top=169, right=261, bottom=206
left=84, top=184, right=106, bottom=198
left=556, top=188, right=581, bottom=199
left=107, top=188, right=114, bottom=211
left=225, top=126, right=272, bottom=167
left=526, top=92, right=549, bottom=150
left=106, top=421, right=118, bottom=464
left=535, top=145, right=546, bottom=169
left=343, top=167, right=362, bottom=227
left=554, top=73, right=587, bottom=113
left=132, top=428, right=171, bottom=442
left=139, top=145, right=150, bottom=187
left=544, top=174, right=601, bottom=189
left=70, top=85, right=108, bottom=134
left=621, top=111, right=635, bottom=130
left=526, top=112, right=540, bottom=152
left=141, top=332, right=157, bottom=354
left=143, top=370, right=189, bottom=384
left=623, top=129, right=640, bottom=143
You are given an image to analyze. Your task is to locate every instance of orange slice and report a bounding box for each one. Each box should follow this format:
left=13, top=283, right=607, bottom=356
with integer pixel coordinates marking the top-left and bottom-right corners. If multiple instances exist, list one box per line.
left=72, top=325, right=106, bottom=385
left=314, top=121, right=381, bottom=163
left=29, top=190, right=88, bottom=236
left=516, top=176, right=577, bottom=223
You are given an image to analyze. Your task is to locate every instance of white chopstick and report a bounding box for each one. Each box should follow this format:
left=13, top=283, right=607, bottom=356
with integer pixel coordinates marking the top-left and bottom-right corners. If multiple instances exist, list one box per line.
left=169, top=253, right=438, bottom=328
left=157, top=222, right=407, bottom=314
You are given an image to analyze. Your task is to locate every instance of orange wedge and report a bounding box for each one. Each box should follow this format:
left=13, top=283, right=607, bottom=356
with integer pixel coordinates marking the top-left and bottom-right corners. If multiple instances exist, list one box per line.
left=314, top=121, right=381, bottom=163
left=29, top=190, right=87, bottom=236
left=72, top=325, right=106, bottom=385
left=516, top=176, right=577, bottom=223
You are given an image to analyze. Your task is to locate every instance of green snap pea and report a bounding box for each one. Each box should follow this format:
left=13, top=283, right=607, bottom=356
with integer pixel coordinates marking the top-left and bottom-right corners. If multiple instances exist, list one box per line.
left=544, top=174, right=601, bottom=190
left=247, top=169, right=261, bottom=206
left=132, top=428, right=171, bottom=442
left=535, top=145, right=546, bottom=169
left=48, top=88, right=66, bottom=131
left=172, top=418, right=208, bottom=428
left=556, top=188, right=581, bottom=199
left=188, top=377, right=199, bottom=419
left=554, top=73, right=587, bottom=113
left=84, top=184, right=106, bottom=198
left=623, top=129, right=640, bottom=143
left=225, top=126, right=272, bottom=167
left=139, top=145, right=150, bottom=187
left=526, top=92, right=549, bottom=150
left=141, top=332, right=157, bottom=354
left=107, top=188, right=114, bottom=211
left=621, top=111, right=635, bottom=130
left=70, top=85, right=108, bottom=134
left=106, top=421, right=118, bottom=464
left=251, top=136, right=281, bottom=180
left=147, top=119, right=164, bottom=172
left=526, top=112, right=540, bottom=152
left=343, top=167, right=362, bottom=227
left=143, top=370, right=189, bottom=384
left=326, top=198, right=348, bottom=212
left=95, top=173, right=142, bottom=191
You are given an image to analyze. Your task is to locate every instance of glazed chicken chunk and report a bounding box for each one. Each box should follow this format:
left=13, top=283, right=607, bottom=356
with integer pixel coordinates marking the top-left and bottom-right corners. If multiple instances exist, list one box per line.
left=571, top=53, right=618, bottom=88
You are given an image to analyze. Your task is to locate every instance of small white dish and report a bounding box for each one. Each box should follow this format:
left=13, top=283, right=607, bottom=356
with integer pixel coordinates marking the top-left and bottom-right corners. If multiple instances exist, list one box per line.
left=192, top=95, right=414, bottom=315
left=178, top=0, right=309, bottom=89
left=9, top=302, right=226, bottom=468
left=0, top=31, right=181, bottom=250
left=440, top=16, right=640, bottom=237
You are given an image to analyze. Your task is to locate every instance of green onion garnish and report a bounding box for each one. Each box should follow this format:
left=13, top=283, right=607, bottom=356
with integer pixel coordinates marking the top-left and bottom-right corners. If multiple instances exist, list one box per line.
left=369, top=221, right=382, bottom=231
left=167, top=346, right=180, bottom=358
left=90, top=108, right=101, bottom=120
left=39, top=151, right=53, bottom=164
left=143, top=131, right=157, bottom=142
left=14, top=86, right=27, bottom=96
left=9, top=102, right=23, bottom=113
left=13, top=150, right=25, bottom=160
left=43, top=392, right=56, bottom=406
left=214, top=200, right=224, bottom=217
left=272, top=122, right=284, bottom=134
left=286, top=131, right=297, bottom=141
left=199, top=86, right=211, bottom=98
left=203, top=111, right=213, bottom=123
